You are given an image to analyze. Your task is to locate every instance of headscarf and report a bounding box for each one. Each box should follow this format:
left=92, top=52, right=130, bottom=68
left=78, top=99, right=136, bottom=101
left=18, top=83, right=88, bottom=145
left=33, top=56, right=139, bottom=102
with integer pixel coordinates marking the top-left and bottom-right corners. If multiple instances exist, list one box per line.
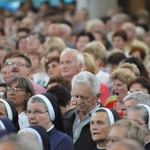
left=0, top=118, right=16, bottom=133
left=93, top=107, right=121, bottom=125
left=18, top=125, right=50, bottom=150
left=138, top=104, right=150, bottom=131
left=0, top=99, right=20, bottom=131
left=29, top=93, right=65, bottom=133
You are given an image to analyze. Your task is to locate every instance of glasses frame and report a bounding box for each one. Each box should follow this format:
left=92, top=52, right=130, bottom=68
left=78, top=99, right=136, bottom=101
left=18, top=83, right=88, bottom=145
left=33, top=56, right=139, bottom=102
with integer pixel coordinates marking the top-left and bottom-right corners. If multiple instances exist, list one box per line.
left=8, top=62, right=29, bottom=67
left=6, top=87, right=26, bottom=93
left=26, top=110, right=48, bottom=116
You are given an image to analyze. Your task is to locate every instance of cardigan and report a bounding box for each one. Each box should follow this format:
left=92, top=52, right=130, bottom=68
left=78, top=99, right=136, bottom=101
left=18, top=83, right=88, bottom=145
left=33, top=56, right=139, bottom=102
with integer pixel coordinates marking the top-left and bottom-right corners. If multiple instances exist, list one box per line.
left=47, top=126, right=74, bottom=150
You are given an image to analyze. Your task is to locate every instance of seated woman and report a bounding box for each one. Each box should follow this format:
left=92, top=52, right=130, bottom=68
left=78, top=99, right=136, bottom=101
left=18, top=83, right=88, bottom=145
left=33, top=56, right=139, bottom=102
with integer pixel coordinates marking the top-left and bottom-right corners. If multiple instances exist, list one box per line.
left=18, top=125, right=50, bottom=150
left=0, top=99, right=19, bottom=130
left=128, top=76, right=150, bottom=94
left=106, top=119, right=145, bottom=150
left=27, top=93, right=74, bottom=150
left=126, top=104, right=150, bottom=150
left=90, top=108, right=120, bottom=150
left=104, top=68, right=136, bottom=117
left=6, top=76, right=35, bottom=129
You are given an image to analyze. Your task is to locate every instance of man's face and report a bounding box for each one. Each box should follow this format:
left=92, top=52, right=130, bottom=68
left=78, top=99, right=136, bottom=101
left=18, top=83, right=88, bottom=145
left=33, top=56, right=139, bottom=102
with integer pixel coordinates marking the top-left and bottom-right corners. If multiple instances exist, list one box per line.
left=9, top=57, right=30, bottom=78
left=27, top=34, right=41, bottom=52
left=90, top=112, right=110, bottom=143
left=60, top=52, right=82, bottom=81
left=72, top=83, right=98, bottom=114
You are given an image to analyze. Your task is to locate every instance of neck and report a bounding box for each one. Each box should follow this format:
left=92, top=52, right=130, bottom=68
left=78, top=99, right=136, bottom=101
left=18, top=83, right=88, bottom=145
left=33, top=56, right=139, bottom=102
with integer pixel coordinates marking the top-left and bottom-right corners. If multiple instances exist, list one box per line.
left=79, top=111, right=86, bottom=121
left=17, top=106, right=24, bottom=114
left=145, top=133, right=150, bottom=144
left=97, top=139, right=107, bottom=148
left=115, top=101, right=124, bottom=112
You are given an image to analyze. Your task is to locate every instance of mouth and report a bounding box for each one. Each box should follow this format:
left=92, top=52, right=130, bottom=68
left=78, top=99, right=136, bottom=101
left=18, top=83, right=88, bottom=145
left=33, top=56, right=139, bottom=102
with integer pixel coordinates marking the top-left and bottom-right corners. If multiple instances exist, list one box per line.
left=115, top=92, right=119, bottom=96
left=30, top=122, right=38, bottom=125
left=92, top=132, right=99, bottom=135
left=7, top=97, right=15, bottom=101
left=11, top=69, right=19, bottom=73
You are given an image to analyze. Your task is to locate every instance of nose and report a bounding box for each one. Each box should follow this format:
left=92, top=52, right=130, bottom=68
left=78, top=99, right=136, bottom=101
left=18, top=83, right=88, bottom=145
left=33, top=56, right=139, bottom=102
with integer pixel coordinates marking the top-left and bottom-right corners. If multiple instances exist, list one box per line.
left=91, top=124, right=98, bottom=130
left=27, top=112, right=36, bottom=119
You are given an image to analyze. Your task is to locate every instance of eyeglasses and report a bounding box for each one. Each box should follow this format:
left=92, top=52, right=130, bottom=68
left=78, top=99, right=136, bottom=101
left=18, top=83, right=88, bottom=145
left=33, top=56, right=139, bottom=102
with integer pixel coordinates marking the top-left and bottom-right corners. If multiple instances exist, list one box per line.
left=26, top=110, right=48, bottom=116
left=6, top=87, right=26, bottom=93
left=72, top=95, right=89, bottom=100
left=8, top=62, right=29, bottom=67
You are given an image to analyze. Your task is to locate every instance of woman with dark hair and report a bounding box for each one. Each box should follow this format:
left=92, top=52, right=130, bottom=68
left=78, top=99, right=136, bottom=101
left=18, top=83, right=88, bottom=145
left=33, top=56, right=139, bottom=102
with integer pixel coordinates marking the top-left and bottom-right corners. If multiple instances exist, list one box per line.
left=122, top=57, right=149, bottom=79
left=128, top=76, right=150, bottom=94
left=6, top=76, right=35, bottom=129
left=76, top=31, right=95, bottom=52
left=27, top=93, right=74, bottom=150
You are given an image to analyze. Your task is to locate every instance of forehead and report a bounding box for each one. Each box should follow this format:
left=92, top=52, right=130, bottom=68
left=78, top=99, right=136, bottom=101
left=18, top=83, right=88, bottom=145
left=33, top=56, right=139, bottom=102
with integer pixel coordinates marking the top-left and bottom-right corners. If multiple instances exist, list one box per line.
left=28, top=101, right=46, bottom=108
left=12, top=57, right=26, bottom=63
left=61, top=51, right=77, bottom=60
left=108, top=126, right=126, bottom=138
left=113, top=79, right=125, bottom=84
left=72, top=83, right=92, bottom=93
left=124, top=99, right=137, bottom=106
left=127, top=110, right=142, bottom=118
left=91, top=111, right=108, bottom=122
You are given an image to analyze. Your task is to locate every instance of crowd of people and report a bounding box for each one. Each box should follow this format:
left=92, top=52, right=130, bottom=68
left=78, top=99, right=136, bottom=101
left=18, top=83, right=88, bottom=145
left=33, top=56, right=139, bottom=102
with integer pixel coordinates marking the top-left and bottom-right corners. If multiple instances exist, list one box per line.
left=0, top=0, right=150, bottom=150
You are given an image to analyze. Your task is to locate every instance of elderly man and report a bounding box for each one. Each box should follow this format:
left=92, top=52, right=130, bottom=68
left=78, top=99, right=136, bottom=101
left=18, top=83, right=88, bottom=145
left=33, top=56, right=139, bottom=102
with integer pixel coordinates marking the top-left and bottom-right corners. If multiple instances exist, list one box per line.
left=63, top=71, right=102, bottom=150
left=60, top=47, right=84, bottom=82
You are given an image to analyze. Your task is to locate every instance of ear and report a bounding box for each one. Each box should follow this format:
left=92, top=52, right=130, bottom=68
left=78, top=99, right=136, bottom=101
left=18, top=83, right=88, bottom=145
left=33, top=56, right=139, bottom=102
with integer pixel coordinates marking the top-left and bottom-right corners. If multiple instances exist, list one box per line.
left=27, top=68, right=31, bottom=77
left=26, top=92, right=32, bottom=100
left=97, top=92, right=101, bottom=100
left=79, top=63, right=84, bottom=71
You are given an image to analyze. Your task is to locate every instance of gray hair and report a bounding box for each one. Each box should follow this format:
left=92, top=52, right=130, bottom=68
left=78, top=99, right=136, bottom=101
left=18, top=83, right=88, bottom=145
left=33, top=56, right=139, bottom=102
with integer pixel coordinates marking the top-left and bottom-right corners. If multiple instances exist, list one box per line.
left=71, top=71, right=100, bottom=96
left=123, top=91, right=150, bottom=106
left=0, top=134, right=43, bottom=150
left=60, top=47, right=84, bottom=70
left=85, top=18, right=105, bottom=32
left=127, top=105, right=149, bottom=128
left=59, top=23, right=72, bottom=35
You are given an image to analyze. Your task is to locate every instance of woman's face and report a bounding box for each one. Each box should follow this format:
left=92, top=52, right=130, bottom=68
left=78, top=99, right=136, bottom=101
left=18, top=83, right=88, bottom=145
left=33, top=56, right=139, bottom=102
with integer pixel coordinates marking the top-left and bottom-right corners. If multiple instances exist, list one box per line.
left=127, top=110, right=148, bottom=132
left=107, top=126, right=126, bottom=149
left=129, top=83, right=148, bottom=94
left=27, top=102, right=52, bottom=130
left=47, top=61, right=61, bottom=78
left=6, top=81, right=29, bottom=113
left=0, top=102, right=7, bottom=118
left=113, top=79, right=128, bottom=102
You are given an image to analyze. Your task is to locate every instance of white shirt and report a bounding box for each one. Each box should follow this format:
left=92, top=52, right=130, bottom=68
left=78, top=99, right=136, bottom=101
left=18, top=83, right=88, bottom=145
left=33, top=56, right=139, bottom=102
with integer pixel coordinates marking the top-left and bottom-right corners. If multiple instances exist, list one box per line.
left=19, top=111, right=29, bottom=129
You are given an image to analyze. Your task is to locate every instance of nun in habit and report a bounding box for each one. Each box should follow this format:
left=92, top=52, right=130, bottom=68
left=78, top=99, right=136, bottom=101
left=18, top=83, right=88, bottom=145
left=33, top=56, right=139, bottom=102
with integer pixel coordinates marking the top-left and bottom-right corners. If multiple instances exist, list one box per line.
left=27, top=93, right=74, bottom=150
left=0, top=99, right=19, bottom=130
left=90, top=107, right=121, bottom=150
left=126, top=104, right=150, bottom=150
left=18, top=125, right=50, bottom=150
